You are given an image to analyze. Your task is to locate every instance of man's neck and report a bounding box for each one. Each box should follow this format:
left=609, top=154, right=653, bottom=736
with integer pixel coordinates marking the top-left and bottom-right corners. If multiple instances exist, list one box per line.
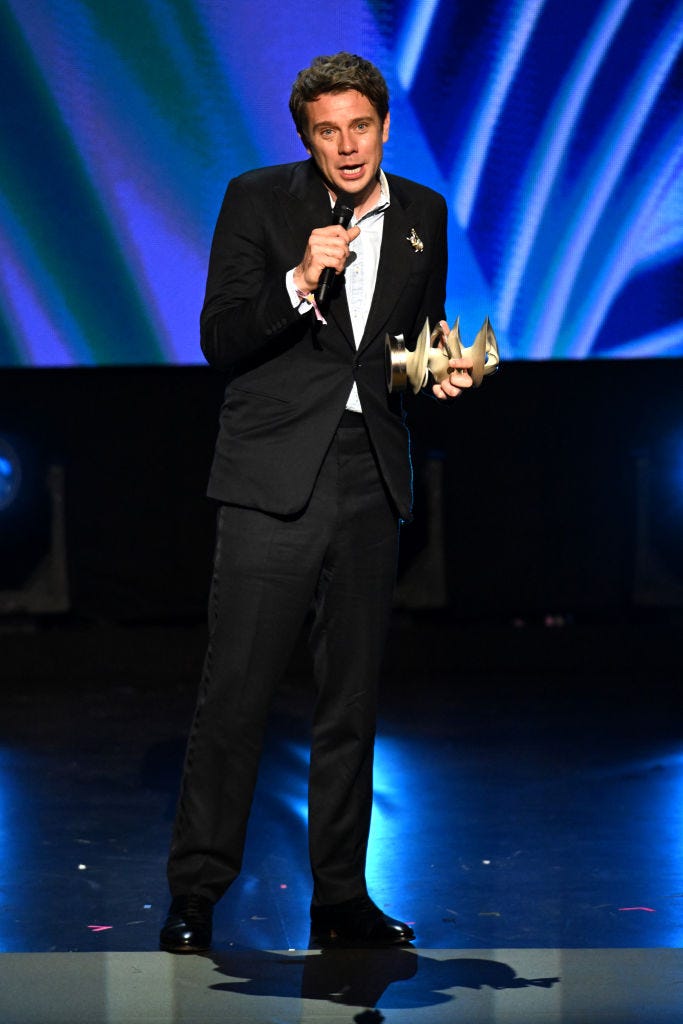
left=352, top=178, right=381, bottom=220
left=326, top=175, right=382, bottom=221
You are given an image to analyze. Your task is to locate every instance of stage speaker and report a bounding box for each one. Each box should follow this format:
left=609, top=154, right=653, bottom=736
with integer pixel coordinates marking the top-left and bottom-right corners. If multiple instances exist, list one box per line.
left=633, top=445, right=683, bottom=609
left=0, top=435, right=69, bottom=615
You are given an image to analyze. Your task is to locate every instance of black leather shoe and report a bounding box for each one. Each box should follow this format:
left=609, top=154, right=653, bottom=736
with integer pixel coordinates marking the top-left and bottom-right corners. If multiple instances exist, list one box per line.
left=310, top=895, right=415, bottom=947
left=159, top=894, right=214, bottom=953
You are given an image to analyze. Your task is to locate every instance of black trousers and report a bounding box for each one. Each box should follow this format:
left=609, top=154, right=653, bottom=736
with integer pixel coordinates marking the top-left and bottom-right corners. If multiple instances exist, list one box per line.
left=166, top=420, right=399, bottom=906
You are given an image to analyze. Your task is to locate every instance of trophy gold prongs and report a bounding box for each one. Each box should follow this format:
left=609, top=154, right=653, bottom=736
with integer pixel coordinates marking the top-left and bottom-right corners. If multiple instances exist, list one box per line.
left=385, top=316, right=500, bottom=394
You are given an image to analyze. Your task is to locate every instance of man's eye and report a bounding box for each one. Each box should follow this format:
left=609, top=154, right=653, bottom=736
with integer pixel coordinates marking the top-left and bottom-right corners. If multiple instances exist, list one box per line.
left=320, top=128, right=334, bottom=139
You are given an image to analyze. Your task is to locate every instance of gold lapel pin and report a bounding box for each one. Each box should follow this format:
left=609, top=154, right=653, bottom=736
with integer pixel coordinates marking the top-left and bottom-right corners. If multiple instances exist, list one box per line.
left=407, top=227, right=424, bottom=252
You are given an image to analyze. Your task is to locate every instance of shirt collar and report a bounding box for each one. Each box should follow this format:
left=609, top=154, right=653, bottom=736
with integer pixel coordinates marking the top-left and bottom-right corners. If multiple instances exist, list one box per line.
left=356, top=169, right=390, bottom=224
left=327, top=169, right=391, bottom=224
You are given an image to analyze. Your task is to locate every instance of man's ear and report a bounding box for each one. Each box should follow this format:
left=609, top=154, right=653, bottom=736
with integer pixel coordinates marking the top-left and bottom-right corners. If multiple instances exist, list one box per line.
left=298, top=132, right=311, bottom=154
left=382, top=111, right=390, bottom=143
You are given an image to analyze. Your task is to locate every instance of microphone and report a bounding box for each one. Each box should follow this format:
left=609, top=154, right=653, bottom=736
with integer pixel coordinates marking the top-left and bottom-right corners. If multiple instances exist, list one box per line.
left=316, top=192, right=355, bottom=306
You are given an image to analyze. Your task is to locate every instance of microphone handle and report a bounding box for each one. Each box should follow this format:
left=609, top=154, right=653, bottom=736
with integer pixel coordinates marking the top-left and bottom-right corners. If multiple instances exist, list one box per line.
left=316, top=195, right=354, bottom=306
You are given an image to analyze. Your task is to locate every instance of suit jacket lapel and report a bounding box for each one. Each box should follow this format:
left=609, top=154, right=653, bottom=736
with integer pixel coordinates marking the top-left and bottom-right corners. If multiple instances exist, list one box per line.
left=357, top=192, right=416, bottom=355
left=278, top=160, right=329, bottom=256
left=277, top=161, right=356, bottom=349
left=274, top=161, right=420, bottom=353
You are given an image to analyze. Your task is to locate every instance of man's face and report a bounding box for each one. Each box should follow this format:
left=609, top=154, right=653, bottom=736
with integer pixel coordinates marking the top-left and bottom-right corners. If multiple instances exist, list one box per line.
left=301, top=89, right=390, bottom=208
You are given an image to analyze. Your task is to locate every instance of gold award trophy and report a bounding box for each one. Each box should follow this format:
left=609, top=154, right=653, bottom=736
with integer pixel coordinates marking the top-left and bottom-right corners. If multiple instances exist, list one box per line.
left=386, top=316, right=500, bottom=394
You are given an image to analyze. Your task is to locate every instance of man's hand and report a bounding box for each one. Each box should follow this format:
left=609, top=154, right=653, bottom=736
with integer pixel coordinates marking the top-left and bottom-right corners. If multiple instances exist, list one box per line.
left=431, top=319, right=475, bottom=400
left=293, top=224, right=361, bottom=294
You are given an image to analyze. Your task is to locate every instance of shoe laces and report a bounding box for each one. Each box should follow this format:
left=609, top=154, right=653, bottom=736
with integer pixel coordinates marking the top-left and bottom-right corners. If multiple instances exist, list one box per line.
left=173, top=894, right=212, bottom=921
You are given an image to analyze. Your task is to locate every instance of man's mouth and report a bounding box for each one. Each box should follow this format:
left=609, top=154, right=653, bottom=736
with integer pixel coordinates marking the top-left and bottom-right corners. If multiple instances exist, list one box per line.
left=339, top=165, right=364, bottom=178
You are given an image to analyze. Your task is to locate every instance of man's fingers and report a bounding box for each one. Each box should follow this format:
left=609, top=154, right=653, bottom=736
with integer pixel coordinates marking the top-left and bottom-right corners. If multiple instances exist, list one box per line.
left=432, top=374, right=473, bottom=400
left=299, top=223, right=360, bottom=290
left=448, top=356, right=474, bottom=371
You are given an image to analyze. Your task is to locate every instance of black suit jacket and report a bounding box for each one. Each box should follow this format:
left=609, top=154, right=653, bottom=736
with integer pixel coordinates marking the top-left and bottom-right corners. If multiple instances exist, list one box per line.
left=200, top=158, right=447, bottom=521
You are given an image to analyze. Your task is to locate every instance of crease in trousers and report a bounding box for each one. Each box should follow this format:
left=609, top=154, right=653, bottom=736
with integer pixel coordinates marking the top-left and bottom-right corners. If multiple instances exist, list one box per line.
left=166, top=418, right=400, bottom=907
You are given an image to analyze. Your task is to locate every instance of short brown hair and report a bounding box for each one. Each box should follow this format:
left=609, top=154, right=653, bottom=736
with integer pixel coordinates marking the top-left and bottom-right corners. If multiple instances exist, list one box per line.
left=289, top=52, right=390, bottom=143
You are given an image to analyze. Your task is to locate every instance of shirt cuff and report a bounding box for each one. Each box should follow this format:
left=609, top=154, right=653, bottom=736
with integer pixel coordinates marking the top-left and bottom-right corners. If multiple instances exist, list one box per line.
left=286, top=268, right=327, bottom=325
left=286, top=268, right=310, bottom=315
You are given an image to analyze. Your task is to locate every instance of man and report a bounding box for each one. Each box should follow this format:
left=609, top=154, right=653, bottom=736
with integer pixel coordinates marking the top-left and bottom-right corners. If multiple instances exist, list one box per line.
left=160, top=52, right=473, bottom=954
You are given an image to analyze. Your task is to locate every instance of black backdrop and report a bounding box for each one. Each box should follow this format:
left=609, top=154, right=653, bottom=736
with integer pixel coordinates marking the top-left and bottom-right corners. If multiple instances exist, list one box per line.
left=1, top=359, right=681, bottom=623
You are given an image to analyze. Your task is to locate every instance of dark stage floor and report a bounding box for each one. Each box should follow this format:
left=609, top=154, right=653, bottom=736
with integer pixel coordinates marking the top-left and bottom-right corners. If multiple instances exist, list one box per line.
left=0, top=615, right=681, bottom=1021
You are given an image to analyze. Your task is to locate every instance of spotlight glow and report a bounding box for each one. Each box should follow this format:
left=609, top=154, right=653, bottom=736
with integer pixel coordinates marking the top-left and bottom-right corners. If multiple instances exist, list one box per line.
left=0, top=440, right=21, bottom=511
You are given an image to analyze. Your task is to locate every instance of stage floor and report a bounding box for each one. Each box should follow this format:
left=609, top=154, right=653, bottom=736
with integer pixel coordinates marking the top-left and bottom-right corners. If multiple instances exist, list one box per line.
left=1, top=948, right=682, bottom=1023
left=0, top=616, right=681, bottom=1021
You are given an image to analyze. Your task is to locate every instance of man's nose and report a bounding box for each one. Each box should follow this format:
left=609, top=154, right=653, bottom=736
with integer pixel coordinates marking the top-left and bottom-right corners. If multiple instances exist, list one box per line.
left=338, top=131, right=357, bottom=153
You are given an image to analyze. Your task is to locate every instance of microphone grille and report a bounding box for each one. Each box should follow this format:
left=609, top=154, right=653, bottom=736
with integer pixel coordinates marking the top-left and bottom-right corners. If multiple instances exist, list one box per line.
left=332, top=192, right=355, bottom=224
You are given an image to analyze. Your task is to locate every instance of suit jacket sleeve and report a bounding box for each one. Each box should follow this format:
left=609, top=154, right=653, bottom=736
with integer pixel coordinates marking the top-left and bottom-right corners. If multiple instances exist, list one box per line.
left=414, top=191, right=447, bottom=344
left=415, top=195, right=447, bottom=344
left=199, top=173, right=305, bottom=372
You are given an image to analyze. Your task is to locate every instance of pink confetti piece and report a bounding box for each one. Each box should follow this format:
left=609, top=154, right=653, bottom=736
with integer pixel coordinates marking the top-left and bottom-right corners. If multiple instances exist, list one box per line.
left=87, top=925, right=113, bottom=931
left=618, top=907, right=655, bottom=913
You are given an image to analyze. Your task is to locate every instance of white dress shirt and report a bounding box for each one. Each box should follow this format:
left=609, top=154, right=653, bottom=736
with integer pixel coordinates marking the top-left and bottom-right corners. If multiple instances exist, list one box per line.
left=286, top=170, right=391, bottom=413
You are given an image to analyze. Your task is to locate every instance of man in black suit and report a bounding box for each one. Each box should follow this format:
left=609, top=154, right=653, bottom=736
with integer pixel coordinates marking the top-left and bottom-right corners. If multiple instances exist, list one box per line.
left=160, top=52, right=473, bottom=954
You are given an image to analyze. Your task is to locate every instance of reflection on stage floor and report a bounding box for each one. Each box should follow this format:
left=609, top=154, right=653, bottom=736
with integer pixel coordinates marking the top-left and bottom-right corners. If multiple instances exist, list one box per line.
left=0, top=616, right=680, bottom=1021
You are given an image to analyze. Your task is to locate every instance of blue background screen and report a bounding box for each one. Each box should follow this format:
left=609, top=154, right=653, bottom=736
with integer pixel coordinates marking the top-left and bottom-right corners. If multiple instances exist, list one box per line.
left=1, top=0, right=681, bottom=366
